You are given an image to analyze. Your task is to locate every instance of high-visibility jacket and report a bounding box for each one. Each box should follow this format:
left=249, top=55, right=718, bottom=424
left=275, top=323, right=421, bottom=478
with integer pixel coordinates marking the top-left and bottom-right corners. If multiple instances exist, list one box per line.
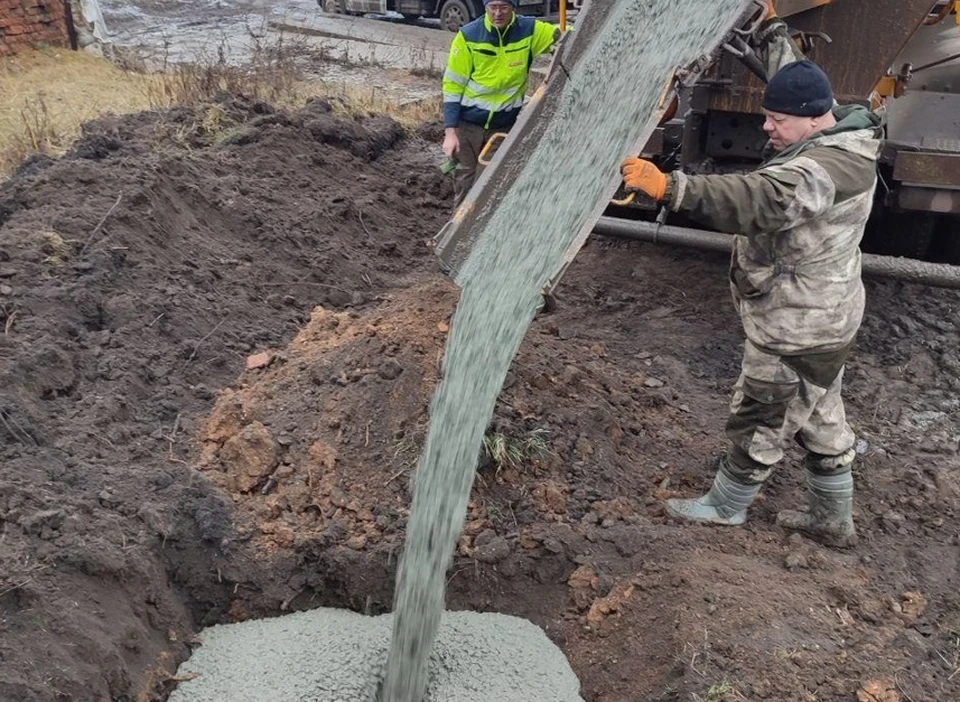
left=443, top=14, right=556, bottom=130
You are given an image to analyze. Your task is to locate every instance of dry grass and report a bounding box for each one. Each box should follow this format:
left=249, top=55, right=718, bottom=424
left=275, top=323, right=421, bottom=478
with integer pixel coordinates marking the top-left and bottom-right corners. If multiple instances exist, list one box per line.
left=325, top=83, right=440, bottom=128
left=481, top=427, right=551, bottom=474
left=0, top=40, right=441, bottom=178
left=141, top=35, right=304, bottom=109
left=0, top=48, right=159, bottom=174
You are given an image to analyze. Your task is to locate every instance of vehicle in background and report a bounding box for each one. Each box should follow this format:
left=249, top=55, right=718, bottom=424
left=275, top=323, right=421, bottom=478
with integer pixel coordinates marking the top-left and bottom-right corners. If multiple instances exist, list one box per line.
left=319, top=0, right=577, bottom=33
left=618, top=0, right=960, bottom=263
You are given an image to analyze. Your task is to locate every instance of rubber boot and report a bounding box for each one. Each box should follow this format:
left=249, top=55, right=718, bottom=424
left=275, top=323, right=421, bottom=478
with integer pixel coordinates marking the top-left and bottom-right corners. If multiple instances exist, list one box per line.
left=777, top=469, right=858, bottom=547
left=665, top=468, right=761, bottom=526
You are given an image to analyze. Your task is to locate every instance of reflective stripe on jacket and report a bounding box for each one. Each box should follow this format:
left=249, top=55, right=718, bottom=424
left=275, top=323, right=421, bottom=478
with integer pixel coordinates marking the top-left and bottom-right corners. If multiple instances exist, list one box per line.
left=443, top=14, right=556, bottom=130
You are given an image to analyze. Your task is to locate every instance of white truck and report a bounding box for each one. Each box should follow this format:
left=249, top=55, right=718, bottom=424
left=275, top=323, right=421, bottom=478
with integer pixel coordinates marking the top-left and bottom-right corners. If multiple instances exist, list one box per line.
left=319, top=0, right=573, bottom=32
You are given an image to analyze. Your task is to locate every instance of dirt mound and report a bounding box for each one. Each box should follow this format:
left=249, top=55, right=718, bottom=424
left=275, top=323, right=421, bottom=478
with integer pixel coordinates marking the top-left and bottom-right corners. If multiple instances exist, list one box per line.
left=189, top=236, right=959, bottom=702
left=0, top=95, right=451, bottom=701
left=1, top=94, right=958, bottom=702
left=196, top=279, right=456, bottom=553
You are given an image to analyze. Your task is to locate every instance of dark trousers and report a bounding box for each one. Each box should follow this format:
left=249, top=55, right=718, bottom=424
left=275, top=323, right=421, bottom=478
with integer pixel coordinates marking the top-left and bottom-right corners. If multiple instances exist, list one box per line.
left=453, top=121, right=494, bottom=207
left=724, top=341, right=856, bottom=484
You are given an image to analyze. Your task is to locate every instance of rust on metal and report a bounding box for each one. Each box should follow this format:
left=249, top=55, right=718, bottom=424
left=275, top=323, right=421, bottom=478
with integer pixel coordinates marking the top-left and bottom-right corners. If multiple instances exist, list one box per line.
left=893, top=151, right=960, bottom=188
left=708, top=0, right=936, bottom=112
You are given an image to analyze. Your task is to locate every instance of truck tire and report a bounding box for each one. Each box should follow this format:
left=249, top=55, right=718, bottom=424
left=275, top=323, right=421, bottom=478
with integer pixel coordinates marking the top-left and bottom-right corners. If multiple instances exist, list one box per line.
left=440, top=0, right=477, bottom=32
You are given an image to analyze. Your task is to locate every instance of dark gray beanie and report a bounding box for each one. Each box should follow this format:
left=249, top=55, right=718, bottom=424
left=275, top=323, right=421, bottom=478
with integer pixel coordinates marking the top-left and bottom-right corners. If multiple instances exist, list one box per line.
left=762, top=60, right=834, bottom=117
left=484, top=0, right=517, bottom=5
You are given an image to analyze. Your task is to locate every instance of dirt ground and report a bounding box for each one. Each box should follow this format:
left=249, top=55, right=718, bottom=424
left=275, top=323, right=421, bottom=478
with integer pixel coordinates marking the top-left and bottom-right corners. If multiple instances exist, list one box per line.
left=1, top=96, right=959, bottom=702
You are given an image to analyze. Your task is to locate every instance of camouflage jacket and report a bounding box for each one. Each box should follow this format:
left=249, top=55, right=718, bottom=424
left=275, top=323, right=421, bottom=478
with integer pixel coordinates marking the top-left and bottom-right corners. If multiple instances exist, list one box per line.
left=665, top=21, right=883, bottom=356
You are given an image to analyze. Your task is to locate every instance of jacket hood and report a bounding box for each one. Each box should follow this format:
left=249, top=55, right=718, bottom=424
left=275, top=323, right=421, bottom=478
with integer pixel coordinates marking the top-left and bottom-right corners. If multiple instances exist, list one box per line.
left=825, top=103, right=883, bottom=137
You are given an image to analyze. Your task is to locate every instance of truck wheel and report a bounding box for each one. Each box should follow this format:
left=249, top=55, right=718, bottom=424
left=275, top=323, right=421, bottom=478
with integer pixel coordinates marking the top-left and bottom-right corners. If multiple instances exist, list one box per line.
left=320, top=0, right=344, bottom=13
left=440, top=0, right=475, bottom=32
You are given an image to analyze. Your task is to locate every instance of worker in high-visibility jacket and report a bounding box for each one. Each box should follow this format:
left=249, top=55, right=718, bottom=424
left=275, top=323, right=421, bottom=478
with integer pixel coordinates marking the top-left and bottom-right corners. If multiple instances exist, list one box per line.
left=442, top=0, right=559, bottom=206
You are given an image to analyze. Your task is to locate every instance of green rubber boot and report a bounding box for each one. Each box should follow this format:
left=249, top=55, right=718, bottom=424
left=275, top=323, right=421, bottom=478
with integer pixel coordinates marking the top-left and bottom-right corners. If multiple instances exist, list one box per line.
left=665, top=468, right=761, bottom=526
left=777, top=469, right=858, bottom=547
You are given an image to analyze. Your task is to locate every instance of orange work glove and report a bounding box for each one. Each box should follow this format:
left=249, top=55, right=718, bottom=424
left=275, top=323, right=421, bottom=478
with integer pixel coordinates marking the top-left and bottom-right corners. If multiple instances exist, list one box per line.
left=621, top=157, right=668, bottom=202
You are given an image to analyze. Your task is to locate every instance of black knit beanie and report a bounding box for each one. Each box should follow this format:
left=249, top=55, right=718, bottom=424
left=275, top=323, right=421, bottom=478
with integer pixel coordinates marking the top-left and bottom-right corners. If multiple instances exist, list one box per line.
left=762, top=60, right=834, bottom=117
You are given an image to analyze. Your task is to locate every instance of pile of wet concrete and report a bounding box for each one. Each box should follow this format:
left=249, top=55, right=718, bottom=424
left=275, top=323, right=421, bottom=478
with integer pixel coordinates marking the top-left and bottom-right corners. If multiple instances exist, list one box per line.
left=168, top=609, right=581, bottom=702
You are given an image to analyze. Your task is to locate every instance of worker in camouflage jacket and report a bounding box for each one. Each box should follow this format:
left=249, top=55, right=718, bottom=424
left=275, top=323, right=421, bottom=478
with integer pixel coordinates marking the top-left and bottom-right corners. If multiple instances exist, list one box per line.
left=620, top=3, right=882, bottom=546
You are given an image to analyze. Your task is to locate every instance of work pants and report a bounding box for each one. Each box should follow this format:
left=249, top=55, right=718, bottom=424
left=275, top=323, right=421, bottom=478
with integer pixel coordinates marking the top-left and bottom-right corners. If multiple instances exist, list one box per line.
left=724, top=340, right=857, bottom=484
left=453, top=121, right=495, bottom=207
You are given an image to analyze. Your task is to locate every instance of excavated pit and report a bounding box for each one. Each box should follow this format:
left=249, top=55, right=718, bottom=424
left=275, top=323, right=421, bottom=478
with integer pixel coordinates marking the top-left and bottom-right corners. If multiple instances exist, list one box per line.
left=0, top=98, right=958, bottom=702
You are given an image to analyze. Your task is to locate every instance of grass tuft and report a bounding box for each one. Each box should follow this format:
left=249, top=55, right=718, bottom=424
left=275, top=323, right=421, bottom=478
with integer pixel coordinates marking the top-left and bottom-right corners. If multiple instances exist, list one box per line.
left=481, top=427, right=551, bottom=474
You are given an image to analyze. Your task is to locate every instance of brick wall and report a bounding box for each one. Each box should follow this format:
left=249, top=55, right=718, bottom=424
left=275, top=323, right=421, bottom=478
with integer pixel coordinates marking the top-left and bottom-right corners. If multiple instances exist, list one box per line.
left=0, top=0, right=72, bottom=55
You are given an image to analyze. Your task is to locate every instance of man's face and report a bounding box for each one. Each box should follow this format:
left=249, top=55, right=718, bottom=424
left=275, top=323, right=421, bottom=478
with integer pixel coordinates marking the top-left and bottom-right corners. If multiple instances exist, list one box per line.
left=486, top=1, right=514, bottom=29
left=762, top=109, right=822, bottom=150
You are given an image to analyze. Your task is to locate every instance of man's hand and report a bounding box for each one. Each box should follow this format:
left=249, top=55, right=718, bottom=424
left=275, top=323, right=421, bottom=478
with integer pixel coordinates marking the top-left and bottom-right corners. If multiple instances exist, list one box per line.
left=765, top=0, right=776, bottom=19
left=443, top=128, right=460, bottom=159
left=621, top=157, right=668, bottom=202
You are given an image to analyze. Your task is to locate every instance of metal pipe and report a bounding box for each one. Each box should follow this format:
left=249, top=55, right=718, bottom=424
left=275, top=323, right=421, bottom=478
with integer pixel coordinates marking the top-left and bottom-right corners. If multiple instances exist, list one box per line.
left=911, top=50, right=960, bottom=74
left=593, top=216, right=960, bottom=289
